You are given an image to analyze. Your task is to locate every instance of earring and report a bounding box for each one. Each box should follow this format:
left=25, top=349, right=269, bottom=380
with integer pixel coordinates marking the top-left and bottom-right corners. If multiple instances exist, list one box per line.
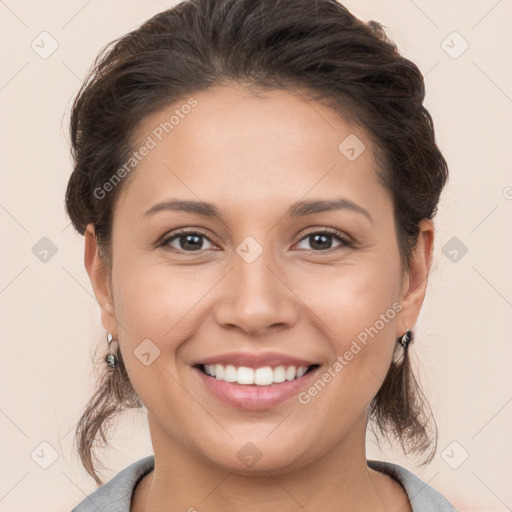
left=106, top=333, right=119, bottom=368
left=398, top=314, right=413, bottom=350
left=399, top=330, right=413, bottom=349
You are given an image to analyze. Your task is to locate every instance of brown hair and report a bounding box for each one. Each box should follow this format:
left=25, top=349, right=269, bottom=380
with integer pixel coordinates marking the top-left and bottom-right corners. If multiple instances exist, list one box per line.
left=65, top=0, right=447, bottom=485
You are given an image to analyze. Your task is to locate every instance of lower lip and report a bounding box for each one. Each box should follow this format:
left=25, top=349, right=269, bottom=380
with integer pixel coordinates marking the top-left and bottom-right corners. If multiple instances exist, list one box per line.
left=194, top=366, right=320, bottom=410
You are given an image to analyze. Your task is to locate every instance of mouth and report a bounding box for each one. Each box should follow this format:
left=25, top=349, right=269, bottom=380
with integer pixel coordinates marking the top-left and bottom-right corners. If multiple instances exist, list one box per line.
left=193, top=362, right=321, bottom=410
left=195, top=363, right=320, bottom=386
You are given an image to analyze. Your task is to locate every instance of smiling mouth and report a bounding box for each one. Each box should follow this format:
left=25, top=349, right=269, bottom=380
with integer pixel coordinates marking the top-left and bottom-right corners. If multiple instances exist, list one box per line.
left=196, top=363, right=320, bottom=386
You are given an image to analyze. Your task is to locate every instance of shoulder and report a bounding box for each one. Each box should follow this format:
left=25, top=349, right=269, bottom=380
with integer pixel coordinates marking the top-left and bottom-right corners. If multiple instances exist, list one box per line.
left=367, top=460, right=458, bottom=512
left=70, top=455, right=155, bottom=512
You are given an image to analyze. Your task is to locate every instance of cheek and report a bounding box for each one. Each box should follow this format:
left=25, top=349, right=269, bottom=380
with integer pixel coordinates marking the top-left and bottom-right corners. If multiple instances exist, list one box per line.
left=113, top=257, right=199, bottom=339
left=111, top=260, right=198, bottom=416
left=110, top=255, right=228, bottom=407
left=297, top=254, right=401, bottom=340
left=293, top=256, right=402, bottom=404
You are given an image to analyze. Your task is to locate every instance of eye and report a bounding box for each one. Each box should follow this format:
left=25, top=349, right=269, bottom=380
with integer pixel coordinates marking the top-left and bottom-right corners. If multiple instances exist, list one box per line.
left=161, top=229, right=216, bottom=252
left=160, top=227, right=352, bottom=254
left=294, top=229, right=352, bottom=252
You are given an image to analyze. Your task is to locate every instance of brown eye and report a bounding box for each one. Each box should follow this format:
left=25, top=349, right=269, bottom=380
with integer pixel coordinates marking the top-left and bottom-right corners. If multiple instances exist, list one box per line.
left=162, top=230, right=215, bottom=252
left=295, top=230, right=351, bottom=252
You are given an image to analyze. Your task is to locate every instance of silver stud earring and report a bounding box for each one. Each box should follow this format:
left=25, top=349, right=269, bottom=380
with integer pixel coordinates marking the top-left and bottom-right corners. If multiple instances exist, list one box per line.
left=106, top=333, right=119, bottom=368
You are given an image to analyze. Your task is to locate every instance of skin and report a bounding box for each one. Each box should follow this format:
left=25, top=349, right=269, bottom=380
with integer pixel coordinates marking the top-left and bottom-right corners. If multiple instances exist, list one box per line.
left=84, top=83, right=433, bottom=512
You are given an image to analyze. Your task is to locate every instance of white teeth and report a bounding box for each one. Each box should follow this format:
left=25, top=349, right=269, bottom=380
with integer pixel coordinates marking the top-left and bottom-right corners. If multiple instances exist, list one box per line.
left=285, top=366, right=297, bottom=381
left=296, top=367, right=308, bottom=378
left=202, top=363, right=311, bottom=385
left=236, top=366, right=254, bottom=385
left=214, top=364, right=225, bottom=380
left=224, top=364, right=237, bottom=382
left=254, top=366, right=274, bottom=386
left=273, top=365, right=286, bottom=383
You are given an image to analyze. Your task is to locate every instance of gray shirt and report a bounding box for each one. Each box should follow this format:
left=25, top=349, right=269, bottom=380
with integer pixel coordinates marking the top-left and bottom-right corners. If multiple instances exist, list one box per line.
left=71, top=455, right=457, bottom=511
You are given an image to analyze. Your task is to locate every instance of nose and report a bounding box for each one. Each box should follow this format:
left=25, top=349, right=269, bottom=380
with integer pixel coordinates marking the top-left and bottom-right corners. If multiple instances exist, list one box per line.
left=213, top=240, right=299, bottom=336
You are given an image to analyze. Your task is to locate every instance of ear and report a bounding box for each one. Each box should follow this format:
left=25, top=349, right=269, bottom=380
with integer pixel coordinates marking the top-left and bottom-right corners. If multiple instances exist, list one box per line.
left=398, top=219, right=435, bottom=336
left=84, top=223, right=117, bottom=337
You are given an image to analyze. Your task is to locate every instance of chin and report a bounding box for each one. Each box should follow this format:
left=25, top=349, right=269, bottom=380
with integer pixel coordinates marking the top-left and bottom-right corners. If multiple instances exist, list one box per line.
left=198, top=436, right=315, bottom=476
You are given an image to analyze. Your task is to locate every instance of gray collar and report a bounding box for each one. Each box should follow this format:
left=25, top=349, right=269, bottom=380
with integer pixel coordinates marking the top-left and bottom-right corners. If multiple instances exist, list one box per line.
left=72, top=455, right=457, bottom=512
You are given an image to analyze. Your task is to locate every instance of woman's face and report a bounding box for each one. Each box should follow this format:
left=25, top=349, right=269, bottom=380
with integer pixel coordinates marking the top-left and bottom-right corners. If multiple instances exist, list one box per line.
left=86, top=84, right=432, bottom=474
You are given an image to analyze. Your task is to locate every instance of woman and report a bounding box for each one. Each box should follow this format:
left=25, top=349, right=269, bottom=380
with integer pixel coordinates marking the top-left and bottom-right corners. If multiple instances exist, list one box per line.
left=66, top=0, right=456, bottom=510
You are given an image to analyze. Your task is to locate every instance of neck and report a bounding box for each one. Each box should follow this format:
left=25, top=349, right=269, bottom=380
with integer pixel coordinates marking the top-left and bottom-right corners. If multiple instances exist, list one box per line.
left=131, top=412, right=409, bottom=512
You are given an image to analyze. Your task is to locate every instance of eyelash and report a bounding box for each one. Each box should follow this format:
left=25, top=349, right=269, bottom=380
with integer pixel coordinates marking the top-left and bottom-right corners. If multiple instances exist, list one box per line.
left=159, top=227, right=353, bottom=254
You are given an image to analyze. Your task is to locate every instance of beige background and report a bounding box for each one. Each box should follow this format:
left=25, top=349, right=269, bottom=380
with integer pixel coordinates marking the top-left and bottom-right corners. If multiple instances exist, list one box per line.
left=1, top=1, right=511, bottom=511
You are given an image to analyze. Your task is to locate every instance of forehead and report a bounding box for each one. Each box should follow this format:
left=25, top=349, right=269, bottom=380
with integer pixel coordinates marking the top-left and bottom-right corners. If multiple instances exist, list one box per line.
left=115, top=84, right=390, bottom=221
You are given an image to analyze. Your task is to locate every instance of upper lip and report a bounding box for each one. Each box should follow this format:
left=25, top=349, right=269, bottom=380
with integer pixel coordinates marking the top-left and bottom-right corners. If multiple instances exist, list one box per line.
left=195, top=351, right=318, bottom=369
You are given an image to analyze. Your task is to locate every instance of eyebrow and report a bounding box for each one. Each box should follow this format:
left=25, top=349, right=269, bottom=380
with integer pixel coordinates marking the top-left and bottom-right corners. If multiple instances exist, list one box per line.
left=143, top=197, right=373, bottom=224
